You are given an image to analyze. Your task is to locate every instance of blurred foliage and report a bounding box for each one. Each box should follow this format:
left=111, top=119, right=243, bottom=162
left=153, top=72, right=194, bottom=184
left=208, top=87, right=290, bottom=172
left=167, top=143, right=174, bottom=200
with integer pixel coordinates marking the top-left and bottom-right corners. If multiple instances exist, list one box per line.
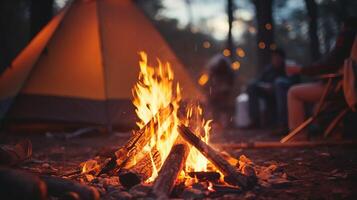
left=135, top=0, right=225, bottom=85
left=0, top=0, right=356, bottom=92
left=0, top=0, right=30, bottom=73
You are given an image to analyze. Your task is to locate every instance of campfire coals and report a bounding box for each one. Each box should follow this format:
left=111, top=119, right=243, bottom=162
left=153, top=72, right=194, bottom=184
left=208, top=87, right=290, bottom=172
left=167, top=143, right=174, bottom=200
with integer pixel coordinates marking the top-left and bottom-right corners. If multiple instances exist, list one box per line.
left=71, top=151, right=258, bottom=199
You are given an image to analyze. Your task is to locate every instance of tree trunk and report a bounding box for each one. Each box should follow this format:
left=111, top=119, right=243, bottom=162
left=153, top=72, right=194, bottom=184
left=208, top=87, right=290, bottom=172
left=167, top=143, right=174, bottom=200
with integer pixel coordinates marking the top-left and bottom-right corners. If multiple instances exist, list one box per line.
left=30, top=0, right=54, bottom=37
left=305, top=0, right=321, bottom=61
left=227, top=0, right=234, bottom=59
left=253, top=0, right=274, bottom=69
left=185, top=0, right=194, bottom=29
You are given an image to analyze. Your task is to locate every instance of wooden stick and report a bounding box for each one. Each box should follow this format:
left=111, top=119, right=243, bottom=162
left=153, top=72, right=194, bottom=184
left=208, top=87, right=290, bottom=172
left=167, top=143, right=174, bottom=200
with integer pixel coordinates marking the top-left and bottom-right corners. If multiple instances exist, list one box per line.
left=0, top=140, right=32, bottom=166
left=119, top=147, right=161, bottom=189
left=280, top=117, right=314, bottom=143
left=151, top=143, right=189, bottom=199
left=41, top=175, right=99, bottom=200
left=216, top=140, right=357, bottom=149
left=211, top=184, right=241, bottom=194
left=98, top=103, right=174, bottom=175
left=178, top=124, right=254, bottom=189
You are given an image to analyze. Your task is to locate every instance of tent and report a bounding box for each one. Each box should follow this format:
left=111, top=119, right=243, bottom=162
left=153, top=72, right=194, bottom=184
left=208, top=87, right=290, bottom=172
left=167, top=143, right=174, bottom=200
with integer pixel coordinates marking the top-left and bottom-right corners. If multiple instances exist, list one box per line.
left=0, top=0, right=204, bottom=131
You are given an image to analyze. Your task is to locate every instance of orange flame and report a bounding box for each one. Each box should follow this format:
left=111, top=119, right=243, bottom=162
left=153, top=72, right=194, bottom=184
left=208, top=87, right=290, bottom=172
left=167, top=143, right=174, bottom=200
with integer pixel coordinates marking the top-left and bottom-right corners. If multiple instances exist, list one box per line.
left=132, top=52, right=212, bottom=182
left=133, top=52, right=180, bottom=181
left=183, top=103, right=212, bottom=172
left=81, top=160, right=100, bottom=174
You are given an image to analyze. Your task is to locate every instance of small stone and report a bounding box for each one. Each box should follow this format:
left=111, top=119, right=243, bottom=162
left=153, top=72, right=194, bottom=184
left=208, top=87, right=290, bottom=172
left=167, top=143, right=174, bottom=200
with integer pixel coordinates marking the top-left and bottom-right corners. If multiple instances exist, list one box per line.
left=244, top=191, right=256, bottom=200
left=59, top=192, right=80, bottom=200
left=129, top=183, right=152, bottom=198
left=181, top=188, right=205, bottom=199
left=91, top=178, right=99, bottom=183
left=223, top=194, right=241, bottom=199
left=103, top=176, right=120, bottom=187
left=42, top=163, right=50, bottom=168
left=100, top=174, right=108, bottom=178
left=191, top=182, right=207, bottom=191
left=107, top=190, right=132, bottom=200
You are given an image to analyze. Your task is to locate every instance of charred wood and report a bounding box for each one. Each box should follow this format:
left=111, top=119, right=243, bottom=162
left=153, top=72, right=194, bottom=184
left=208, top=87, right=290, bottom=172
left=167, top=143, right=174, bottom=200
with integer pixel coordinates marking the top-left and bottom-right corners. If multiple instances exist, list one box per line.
left=98, top=103, right=173, bottom=175
left=178, top=124, right=255, bottom=189
left=211, top=184, right=241, bottom=195
left=187, top=171, right=221, bottom=182
left=151, top=143, right=189, bottom=199
left=119, top=148, right=161, bottom=189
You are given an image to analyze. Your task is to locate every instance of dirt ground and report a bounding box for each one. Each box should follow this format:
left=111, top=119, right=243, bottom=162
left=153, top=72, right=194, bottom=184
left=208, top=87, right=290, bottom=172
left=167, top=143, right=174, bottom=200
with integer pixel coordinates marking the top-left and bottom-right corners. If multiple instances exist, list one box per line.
left=1, top=127, right=357, bottom=199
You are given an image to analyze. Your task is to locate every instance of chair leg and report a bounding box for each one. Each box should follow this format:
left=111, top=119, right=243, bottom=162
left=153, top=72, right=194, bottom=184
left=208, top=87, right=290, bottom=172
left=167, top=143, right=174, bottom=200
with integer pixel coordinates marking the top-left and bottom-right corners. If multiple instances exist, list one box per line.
left=280, top=117, right=315, bottom=143
left=323, top=107, right=350, bottom=138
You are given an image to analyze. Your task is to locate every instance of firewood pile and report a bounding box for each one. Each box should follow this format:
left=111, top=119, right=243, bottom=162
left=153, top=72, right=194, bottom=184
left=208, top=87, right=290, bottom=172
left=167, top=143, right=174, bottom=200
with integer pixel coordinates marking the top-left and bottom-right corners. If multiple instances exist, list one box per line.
left=87, top=123, right=257, bottom=199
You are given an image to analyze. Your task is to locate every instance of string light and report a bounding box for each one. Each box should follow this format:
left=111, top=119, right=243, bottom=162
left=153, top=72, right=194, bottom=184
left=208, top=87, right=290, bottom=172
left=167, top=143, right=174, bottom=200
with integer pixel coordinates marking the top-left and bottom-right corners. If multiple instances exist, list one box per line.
left=231, top=61, right=241, bottom=70
left=198, top=73, right=209, bottom=86
left=236, top=48, right=245, bottom=58
left=248, top=26, right=256, bottom=34
left=270, top=43, right=277, bottom=50
left=258, top=42, right=266, bottom=49
left=202, top=41, right=211, bottom=49
left=265, top=23, right=272, bottom=30
left=223, top=49, right=231, bottom=57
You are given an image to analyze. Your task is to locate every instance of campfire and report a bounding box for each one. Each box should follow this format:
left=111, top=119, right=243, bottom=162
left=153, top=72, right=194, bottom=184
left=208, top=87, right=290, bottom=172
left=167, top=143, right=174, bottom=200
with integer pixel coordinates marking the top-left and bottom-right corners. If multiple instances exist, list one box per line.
left=79, top=52, right=257, bottom=198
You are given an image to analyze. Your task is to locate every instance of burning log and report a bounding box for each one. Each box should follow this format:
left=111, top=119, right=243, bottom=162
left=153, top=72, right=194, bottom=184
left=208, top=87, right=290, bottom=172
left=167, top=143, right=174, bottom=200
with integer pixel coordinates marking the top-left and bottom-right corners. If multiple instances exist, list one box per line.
left=187, top=171, right=221, bottom=182
left=151, top=143, right=189, bottom=199
left=178, top=124, right=255, bottom=189
left=98, top=103, right=174, bottom=175
left=41, top=175, right=99, bottom=200
left=119, top=148, right=161, bottom=189
left=211, top=184, right=242, bottom=194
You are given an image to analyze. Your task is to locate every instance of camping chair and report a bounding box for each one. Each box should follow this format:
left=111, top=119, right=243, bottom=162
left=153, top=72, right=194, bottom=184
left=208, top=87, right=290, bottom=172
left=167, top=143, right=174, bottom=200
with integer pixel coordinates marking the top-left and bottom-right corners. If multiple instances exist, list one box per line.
left=281, top=36, right=357, bottom=143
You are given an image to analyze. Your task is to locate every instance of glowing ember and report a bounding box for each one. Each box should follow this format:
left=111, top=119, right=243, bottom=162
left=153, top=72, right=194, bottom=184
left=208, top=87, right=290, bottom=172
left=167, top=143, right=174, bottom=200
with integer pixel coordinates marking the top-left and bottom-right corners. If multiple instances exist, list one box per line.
left=81, top=159, right=100, bottom=174
left=208, top=182, right=215, bottom=192
left=132, top=52, right=212, bottom=182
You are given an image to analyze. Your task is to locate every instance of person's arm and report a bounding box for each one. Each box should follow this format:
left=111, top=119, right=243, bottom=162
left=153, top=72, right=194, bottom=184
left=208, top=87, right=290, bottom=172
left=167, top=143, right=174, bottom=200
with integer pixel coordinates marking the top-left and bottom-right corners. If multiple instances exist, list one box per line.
left=300, top=29, right=356, bottom=76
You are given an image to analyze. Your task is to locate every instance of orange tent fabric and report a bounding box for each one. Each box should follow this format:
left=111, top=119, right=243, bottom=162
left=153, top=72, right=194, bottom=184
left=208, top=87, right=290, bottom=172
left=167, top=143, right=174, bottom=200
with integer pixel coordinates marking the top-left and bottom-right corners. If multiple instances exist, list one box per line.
left=0, top=0, right=204, bottom=128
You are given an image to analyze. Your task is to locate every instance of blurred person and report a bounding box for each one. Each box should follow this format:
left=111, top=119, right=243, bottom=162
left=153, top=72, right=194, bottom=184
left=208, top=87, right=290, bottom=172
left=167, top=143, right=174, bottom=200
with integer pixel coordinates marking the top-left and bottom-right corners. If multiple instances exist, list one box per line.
left=285, top=17, right=357, bottom=140
left=205, top=54, right=235, bottom=127
left=247, top=48, right=298, bottom=128
left=274, top=59, right=300, bottom=132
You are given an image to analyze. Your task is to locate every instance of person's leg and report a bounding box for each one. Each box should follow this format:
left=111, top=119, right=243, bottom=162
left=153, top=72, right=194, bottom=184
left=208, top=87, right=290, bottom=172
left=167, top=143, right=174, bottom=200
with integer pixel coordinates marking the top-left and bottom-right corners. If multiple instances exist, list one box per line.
left=274, top=77, right=293, bottom=128
left=247, top=82, right=261, bottom=126
left=288, top=82, right=325, bottom=131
